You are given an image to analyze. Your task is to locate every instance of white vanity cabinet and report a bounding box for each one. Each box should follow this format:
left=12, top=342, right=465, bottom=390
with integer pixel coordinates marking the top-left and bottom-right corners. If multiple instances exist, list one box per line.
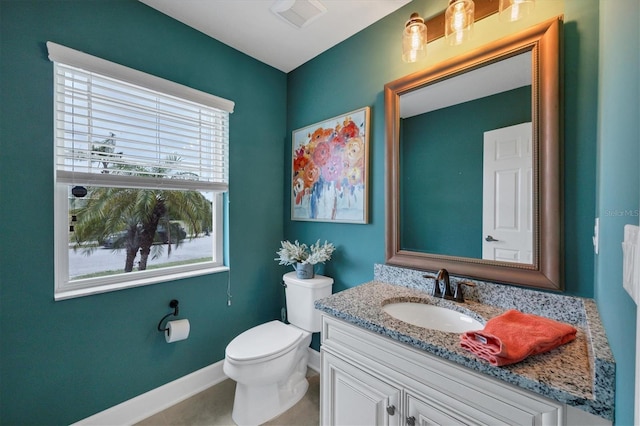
left=320, top=315, right=606, bottom=426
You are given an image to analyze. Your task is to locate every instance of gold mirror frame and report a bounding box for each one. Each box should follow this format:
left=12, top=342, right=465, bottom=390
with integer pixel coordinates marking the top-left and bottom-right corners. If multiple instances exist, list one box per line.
left=385, top=17, right=562, bottom=291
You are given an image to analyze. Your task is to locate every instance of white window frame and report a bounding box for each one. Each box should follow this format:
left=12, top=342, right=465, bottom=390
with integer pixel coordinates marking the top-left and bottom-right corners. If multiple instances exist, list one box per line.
left=49, top=42, right=233, bottom=301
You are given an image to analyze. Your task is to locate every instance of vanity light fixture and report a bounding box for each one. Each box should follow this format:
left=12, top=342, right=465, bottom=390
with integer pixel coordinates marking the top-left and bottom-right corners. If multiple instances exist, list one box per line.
left=402, top=0, right=535, bottom=63
left=402, top=12, right=428, bottom=63
left=499, top=0, right=536, bottom=22
left=445, top=0, right=475, bottom=46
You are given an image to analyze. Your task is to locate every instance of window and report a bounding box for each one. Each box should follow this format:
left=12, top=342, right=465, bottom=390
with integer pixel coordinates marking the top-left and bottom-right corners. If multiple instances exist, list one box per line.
left=48, top=42, right=234, bottom=300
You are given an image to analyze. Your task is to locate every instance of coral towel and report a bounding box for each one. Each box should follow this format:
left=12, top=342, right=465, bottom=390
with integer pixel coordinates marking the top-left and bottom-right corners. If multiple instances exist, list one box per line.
left=460, top=309, right=577, bottom=366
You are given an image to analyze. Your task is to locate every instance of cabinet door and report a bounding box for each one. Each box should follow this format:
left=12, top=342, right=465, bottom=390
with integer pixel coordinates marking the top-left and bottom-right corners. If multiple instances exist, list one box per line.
left=406, top=392, right=511, bottom=426
left=322, top=351, right=401, bottom=426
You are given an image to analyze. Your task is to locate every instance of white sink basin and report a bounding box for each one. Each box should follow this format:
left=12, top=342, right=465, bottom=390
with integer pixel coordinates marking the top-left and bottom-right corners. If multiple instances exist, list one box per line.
left=382, top=302, right=483, bottom=333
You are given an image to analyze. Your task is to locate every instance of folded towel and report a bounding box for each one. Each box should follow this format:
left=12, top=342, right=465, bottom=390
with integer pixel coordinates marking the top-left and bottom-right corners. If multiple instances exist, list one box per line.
left=460, top=309, right=577, bottom=366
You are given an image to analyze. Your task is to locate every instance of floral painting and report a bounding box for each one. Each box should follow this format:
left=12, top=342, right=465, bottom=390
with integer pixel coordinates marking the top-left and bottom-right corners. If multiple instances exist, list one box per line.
left=291, top=107, right=370, bottom=223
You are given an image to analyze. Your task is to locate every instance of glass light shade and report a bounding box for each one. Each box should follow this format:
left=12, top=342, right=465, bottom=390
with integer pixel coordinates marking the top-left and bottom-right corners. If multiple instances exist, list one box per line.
left=445, top=0, right=474, bottom=46
left=499, top=0, right=535, bottom=22
left=402, top=13, right=427, bottom=63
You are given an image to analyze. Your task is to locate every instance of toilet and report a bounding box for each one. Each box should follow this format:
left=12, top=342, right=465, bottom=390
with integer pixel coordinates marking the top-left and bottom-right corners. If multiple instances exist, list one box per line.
left=223, top=272, right=333, bottom=425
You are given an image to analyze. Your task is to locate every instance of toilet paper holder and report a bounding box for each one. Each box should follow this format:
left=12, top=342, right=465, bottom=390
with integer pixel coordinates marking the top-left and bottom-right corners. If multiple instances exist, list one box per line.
left=157, top=299, right=180, bottom=332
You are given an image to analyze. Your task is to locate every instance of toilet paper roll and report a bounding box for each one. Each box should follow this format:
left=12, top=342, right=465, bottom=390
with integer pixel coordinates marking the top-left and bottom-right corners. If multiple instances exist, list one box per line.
left=165, top=319, right=190, bottom=343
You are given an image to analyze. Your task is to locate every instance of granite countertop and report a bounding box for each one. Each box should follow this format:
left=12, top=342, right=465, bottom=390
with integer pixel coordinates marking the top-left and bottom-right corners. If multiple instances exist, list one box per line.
left=314, top=268, right=615, bottom=421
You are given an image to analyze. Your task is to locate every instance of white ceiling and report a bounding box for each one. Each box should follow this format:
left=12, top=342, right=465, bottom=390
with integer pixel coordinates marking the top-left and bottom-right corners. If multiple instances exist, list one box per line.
left=139, top=0, right=412, bottom=73
left=400, top=51, right=532, bottom=118
left=138, top=0, right=529, bottom=110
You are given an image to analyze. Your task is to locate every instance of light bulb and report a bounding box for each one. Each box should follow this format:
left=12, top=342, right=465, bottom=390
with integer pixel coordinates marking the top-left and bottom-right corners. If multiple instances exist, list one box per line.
left=402, top=13, right=427, bottom=63
left=499, top=0, right=535, bottom=22
left=445, top=0, right=474, bottom=46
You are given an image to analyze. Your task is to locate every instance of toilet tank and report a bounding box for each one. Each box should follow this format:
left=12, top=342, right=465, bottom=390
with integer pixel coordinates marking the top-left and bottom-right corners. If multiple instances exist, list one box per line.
left=283, top=271, right=333, bottom=332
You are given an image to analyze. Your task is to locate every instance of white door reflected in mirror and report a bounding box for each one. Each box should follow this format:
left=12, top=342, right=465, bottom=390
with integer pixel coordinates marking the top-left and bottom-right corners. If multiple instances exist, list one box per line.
left=482, top=122, right=533, bottom=264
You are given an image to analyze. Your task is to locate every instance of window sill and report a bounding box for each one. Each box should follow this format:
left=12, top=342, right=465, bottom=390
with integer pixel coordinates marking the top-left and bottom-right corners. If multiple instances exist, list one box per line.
left=54, top=265, right=229, bottom=301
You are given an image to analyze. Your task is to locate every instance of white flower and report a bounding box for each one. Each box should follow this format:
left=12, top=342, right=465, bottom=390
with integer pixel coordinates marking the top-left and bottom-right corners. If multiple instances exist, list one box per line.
left=275, top=239, right=335, bottom=265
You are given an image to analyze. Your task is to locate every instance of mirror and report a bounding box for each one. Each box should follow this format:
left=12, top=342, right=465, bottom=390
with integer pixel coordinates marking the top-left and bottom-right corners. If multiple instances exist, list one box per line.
left=385, top=17, right=562, bottom=291
left=400, top=51, right=534, bottom=264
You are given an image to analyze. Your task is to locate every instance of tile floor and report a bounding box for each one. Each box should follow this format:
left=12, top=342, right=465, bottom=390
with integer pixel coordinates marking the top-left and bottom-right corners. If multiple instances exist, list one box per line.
left=136, top=371, right=319, bottom=426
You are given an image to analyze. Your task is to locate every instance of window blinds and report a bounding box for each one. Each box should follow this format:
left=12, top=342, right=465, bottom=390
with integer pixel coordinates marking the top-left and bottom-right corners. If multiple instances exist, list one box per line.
left=48, top=42, right=232, bottom=191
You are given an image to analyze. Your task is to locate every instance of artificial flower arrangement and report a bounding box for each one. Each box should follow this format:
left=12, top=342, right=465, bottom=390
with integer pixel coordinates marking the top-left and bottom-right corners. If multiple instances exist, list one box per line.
left=275, top=240, right=336, bottom=266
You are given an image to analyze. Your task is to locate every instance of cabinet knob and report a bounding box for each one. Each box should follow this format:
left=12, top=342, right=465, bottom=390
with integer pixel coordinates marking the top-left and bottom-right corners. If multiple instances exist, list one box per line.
left=386, top=405, right=396, bottom=415
left=406, top=416, right=416, bottom=426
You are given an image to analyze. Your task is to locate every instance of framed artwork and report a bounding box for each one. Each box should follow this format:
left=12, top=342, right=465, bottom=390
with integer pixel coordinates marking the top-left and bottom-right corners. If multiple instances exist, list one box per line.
left=291, top=106, right=370, bottom=223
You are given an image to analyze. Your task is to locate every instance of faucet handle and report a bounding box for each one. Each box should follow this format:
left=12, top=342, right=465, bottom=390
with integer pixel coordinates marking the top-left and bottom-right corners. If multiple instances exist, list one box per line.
left=453, top=280, right=476, bottom=302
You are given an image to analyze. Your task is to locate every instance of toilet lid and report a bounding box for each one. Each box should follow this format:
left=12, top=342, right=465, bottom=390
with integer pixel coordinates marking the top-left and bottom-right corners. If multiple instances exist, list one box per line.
left=226, top=320, right=304, bottom=362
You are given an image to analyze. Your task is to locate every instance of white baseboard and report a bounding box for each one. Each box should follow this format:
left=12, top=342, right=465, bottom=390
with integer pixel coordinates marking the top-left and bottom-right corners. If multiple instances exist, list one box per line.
left=74, top=349, right=321, bottom=425
left=307, top=347, right=321, bottom=373
left=73, top=361, right=227, bottom=426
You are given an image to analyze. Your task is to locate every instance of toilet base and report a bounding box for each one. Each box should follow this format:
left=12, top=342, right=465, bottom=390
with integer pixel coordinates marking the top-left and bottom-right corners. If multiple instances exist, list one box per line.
left=231, top=363, right=309, bottom=425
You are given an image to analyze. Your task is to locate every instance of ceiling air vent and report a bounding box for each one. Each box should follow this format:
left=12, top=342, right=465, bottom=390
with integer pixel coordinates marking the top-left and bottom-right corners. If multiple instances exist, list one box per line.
left=270, top=0, right=327, bottom=29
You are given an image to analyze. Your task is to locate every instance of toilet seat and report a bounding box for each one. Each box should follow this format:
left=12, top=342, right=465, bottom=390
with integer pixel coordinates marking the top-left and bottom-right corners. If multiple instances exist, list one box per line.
left=225, top=320, right=305, bottom=363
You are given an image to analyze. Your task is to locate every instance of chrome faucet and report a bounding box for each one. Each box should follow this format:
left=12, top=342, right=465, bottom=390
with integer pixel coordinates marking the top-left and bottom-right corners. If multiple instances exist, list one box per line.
left=434, top=269, right=454, bottom=299
left=424, top=268, right=475, bottom=303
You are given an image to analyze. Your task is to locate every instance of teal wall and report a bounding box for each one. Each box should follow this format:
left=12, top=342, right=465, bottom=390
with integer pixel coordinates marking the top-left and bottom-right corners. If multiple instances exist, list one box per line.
left=400, top=87, right=531, bottom=257
left=595, top=1, right=639, bottom=425
left=0, top=0, right=287, bottom=424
